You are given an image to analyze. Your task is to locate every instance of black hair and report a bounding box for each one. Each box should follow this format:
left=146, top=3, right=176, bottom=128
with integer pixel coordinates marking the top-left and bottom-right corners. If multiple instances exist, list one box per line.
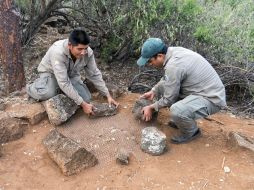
left=152, top=45, right=168, bottom=58
left=69, top=29, right=90, bottom=46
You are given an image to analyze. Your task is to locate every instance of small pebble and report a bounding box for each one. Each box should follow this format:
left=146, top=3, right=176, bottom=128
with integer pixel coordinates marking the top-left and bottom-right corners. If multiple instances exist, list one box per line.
left=224, top=166, right=231, bottom=173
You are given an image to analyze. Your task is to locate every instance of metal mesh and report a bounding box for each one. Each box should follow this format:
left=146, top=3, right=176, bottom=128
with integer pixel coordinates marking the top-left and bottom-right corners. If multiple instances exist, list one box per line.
left=57, top=108, right=155, bottom=167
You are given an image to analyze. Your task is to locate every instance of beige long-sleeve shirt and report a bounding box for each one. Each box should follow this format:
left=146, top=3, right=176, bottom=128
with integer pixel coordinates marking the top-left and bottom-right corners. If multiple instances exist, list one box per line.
left=38, top=39, right=109, bottom=105
left=152, top=47, right=226, bottom=111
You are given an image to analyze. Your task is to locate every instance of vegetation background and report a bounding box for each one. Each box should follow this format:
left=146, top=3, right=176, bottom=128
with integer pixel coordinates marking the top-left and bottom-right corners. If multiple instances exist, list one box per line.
left=14, top=0, right=254, bottom=115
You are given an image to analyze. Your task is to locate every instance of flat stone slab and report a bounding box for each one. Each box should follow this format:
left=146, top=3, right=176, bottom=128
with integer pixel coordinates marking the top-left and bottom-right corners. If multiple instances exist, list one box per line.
left=132, top=98, right=157, bottom=121
left=5, top=102, right=46, bottom=125
left=91, top=102, right=118, bottom=118
left=141, top=127, right=167, bottom=156
left=43, top=129, right=98, bottom=176
left=228, top=132, right=254, bottom=152
left=0, top=111, right=28, bottom=143
left=43, top=94, right=79, bottom=126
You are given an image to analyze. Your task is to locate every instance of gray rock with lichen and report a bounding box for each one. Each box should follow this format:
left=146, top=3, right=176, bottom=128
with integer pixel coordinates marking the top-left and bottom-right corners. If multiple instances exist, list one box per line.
left=141, top=127, right=167, bottom=156
left=132, top=98, right=157, bottom=121
left=116, top=148, right=130, bottom=165
left=43, top=129, right=98, bottom=176
left=43, top=94, right=79, bottom=125
left=0, top=111, right=28, bottom=143
left=91, top=102, right=118, bottom=118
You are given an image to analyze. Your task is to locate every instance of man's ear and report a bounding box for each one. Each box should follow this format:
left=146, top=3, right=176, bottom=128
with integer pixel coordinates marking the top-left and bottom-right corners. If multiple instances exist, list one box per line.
left=67, top=43, right=72, bottom=50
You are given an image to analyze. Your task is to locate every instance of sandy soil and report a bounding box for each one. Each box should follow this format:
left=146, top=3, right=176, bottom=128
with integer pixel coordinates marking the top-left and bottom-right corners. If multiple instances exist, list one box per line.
left=0, top=93, right=254, bottom=190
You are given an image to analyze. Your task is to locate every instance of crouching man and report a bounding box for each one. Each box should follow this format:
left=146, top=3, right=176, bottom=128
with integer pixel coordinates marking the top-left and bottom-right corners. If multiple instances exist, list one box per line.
left=137, top=38, right=226, bottom=144
left=26, top=29, right=119, bottom=115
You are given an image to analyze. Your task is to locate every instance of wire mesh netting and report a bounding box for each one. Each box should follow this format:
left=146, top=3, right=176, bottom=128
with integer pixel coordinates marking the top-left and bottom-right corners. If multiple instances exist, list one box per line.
left=57, top=108, right=157, bottom=167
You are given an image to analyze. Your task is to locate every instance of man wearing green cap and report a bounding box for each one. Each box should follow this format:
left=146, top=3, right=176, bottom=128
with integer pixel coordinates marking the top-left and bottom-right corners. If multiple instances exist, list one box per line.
left=137, top=38, right=226, bottom=144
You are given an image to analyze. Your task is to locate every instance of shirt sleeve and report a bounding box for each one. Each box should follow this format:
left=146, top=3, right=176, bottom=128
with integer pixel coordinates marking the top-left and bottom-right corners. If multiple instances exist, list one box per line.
left=84, top=52, right=109, bottom=96
left=153, top=66, right=185, bottom=111
left=50, top=52, right=84, bottom=105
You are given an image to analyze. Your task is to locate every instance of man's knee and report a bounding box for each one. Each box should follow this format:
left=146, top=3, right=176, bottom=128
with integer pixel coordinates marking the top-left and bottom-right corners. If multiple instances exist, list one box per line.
left=26, top=73, right=58, bottom=101
left=26, top=83, right=57, bottom=101
left=170, top=103, right=192, bottom=122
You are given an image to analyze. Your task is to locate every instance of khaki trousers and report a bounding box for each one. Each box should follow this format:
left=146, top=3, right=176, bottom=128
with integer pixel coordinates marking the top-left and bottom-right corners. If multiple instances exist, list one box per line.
left=26, top=73, right=91, bottom=103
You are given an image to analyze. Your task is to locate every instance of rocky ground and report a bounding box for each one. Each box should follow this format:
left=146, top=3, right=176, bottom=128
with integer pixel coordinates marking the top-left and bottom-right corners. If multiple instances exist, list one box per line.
left=0, top=93, right=254, bottom=190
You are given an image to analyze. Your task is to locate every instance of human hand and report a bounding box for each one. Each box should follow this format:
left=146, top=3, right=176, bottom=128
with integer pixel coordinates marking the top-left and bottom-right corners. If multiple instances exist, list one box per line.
left=81, top=101, right=95, bottom=116
left=140, top=91, right=155, bottom=100
left=107, top=95, right=119, bottom=108
left=142, top=105, right=154, bottom=122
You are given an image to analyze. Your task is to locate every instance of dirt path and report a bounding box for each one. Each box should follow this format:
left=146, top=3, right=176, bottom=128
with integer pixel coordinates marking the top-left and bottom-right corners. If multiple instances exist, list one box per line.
left=1, top=93, right=254, bottom=190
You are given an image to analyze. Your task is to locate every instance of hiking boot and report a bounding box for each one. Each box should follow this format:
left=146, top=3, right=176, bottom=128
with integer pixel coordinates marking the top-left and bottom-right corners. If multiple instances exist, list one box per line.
left=171, top=128, right=201, bottom=144
left=168, top=121, right=178, bottom=129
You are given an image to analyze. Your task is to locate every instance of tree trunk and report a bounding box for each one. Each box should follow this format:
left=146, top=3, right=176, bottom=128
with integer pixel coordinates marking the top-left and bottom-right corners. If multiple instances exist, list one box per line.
left=0, top=0, right=26, bottom=96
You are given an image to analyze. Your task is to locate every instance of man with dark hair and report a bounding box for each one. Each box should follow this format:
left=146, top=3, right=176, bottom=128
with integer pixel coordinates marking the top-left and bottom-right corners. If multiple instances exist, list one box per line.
left=137, top=38, right=226, bottom=144
left=26, top=29, right=118, bottom=115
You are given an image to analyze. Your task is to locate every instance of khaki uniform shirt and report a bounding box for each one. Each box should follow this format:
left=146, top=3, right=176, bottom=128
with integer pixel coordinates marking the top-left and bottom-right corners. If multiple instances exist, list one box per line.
left=38, top=39, right=109, bottom=105
left=152, top=47, right=226, bottom=111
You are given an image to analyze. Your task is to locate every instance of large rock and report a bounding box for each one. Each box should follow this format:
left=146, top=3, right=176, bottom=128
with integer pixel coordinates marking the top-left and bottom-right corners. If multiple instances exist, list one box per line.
left=43, top=94, right=79, bottom=126
left=0, top=111, right=28, bottom=143
left=141, top=127, right=167, bottom=156
left=43, top=129, right=98, bottom=176
left=228, top=132, right=254, bottom=152
left=91, top=102, right=118, bottom=118
left=132, top=98, right=158, bottom=121
left=5, top=102, right=46, bottom=125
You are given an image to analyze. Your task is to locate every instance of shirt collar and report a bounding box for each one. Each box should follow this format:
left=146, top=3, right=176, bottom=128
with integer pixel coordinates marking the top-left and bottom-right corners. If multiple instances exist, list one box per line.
left=63, top=39, right=72, bottom=58
left=163, top=47, right=173, bottom=67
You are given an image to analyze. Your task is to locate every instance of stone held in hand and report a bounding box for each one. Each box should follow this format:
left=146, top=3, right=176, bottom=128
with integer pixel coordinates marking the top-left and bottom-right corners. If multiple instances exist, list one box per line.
left=132, top=98, right=158, bottom=121
left=91, top=102, right=118, bottom=118
left=43, top=129, right=98, bottom=176
left=43, top=94, right=79, bottom=126
left=141, top=127, right=167, bottom=156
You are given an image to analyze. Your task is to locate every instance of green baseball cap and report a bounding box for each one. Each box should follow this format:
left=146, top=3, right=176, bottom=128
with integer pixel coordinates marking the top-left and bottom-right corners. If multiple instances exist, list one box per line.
left=137, top=38, right=165, bottom=66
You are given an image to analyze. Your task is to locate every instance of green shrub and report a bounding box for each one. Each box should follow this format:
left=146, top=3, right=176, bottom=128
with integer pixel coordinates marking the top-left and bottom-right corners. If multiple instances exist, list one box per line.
left=194, top=26, right=212, bottom=43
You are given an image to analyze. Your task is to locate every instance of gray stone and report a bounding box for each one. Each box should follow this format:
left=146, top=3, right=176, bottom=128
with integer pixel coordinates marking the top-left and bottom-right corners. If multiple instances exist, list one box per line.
left=43, top=129, right=98, bottom=176
left=0, top=111, right=28, bottom=143
left=141, top=127, right=167, bottom=156
left=5, top=102, right=46, bottom=125
left=106, top=83, right=121, bottom=99
left=132, top=98, right=158, bottom=121
left=43, top=94, right=79, bottom=126
left=83, top=80, right=121, bottom=99
left=91, top=102, right=118, bottom=118
left=116, top=148, right=130, bottom=165
left=228, top=132, right=254, bottom=152
left=0, top=99, right=5, bottom=111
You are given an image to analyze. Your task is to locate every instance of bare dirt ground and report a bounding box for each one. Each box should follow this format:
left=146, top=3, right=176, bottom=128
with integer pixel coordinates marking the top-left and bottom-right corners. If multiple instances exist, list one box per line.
left=1, top=93, right=254, bottom=190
